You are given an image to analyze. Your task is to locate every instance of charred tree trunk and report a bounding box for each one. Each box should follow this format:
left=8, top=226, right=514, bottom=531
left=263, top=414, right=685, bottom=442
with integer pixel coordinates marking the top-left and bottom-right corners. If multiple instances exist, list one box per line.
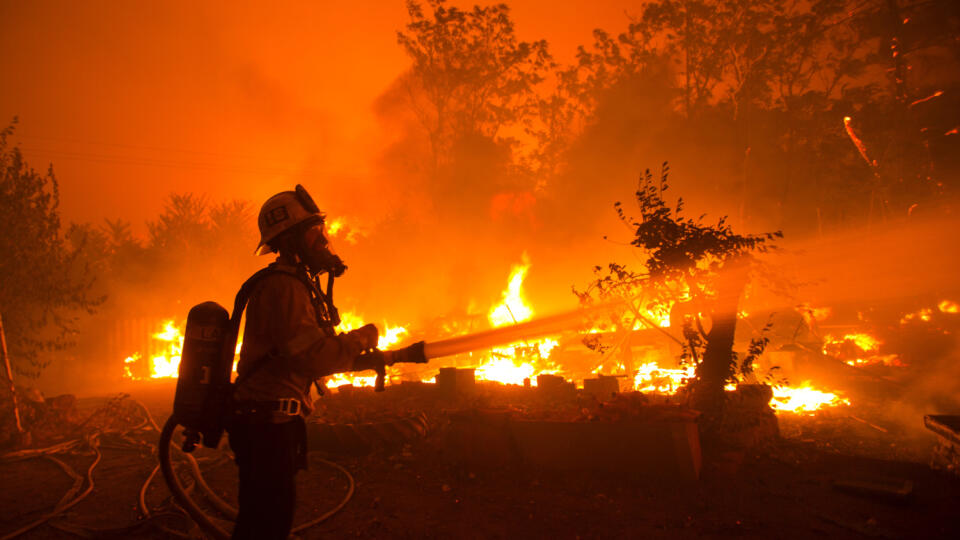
left=0, top=311, right=25, bottom=436
left=690, top=259, right=748, bottom=425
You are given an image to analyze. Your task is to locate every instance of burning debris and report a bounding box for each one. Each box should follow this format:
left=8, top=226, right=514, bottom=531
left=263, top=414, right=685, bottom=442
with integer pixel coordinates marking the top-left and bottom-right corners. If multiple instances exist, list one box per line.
left=770, top=383, right=849, bottom=415
left=114, top=249, right=890, bottom=421
left=822, top=332, right=904, bottom=367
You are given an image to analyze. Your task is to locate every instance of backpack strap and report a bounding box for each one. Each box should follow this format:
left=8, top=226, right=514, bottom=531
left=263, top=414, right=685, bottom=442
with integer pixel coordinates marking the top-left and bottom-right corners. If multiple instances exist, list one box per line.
left=228, top=263, right=316, bottom=385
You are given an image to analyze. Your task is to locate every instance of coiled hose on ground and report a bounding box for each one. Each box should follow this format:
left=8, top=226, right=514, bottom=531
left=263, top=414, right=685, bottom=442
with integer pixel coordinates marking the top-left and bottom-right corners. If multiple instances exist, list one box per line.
left=1, top=399, right=424, bottom=539
left=157, top=415, right=357, bottom=539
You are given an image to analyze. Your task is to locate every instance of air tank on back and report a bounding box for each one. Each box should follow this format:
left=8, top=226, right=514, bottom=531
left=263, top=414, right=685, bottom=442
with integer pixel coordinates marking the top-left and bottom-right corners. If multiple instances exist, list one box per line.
left=173, top=301, right=232, bottom=449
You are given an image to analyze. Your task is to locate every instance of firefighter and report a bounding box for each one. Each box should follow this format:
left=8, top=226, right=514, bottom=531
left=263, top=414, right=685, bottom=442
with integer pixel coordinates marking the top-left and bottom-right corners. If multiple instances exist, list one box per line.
left=228, top=185, right=378, bottom=540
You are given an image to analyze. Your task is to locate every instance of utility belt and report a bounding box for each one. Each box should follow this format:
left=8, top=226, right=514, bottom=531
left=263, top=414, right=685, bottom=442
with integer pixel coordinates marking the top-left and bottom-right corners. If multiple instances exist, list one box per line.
left=231, top=398, right=303, bottom=423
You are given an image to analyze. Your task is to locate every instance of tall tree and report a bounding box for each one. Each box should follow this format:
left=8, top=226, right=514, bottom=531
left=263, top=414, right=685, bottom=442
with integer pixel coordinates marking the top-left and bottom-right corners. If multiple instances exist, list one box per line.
left=576, top=165, right=781, bottom=425
left=0, top=120, right=102, bottom=377
left=396, top=0, right=553, bottom=173
left=535, top=0, right=959, bottom=233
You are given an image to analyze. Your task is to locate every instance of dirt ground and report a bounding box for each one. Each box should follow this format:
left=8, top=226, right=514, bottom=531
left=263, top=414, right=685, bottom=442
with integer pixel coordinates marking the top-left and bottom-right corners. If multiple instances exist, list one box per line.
left=1, top=380, right=958, bottom=539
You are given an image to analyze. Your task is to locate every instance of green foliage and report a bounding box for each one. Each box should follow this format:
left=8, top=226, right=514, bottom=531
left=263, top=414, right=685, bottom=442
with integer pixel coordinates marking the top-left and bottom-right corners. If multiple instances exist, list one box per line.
left=0, top=120, right=103, bottom=377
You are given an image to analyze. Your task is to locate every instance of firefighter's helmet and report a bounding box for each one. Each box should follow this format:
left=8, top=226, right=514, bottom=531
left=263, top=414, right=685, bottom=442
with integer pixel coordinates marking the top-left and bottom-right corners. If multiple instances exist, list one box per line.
left=255, top=185, right=323, bottom=254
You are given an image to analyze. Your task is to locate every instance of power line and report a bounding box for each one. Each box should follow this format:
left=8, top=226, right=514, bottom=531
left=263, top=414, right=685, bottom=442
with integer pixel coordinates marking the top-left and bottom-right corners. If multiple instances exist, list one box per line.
left=15, top=132, right=265, bottom=161
left=14, top=145, right=337, bottom=178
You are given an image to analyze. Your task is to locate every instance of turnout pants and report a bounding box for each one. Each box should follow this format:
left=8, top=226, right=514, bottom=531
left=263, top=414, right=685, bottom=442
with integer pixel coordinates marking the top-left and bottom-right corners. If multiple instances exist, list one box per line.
left=227, top=415, right=307, bottom=540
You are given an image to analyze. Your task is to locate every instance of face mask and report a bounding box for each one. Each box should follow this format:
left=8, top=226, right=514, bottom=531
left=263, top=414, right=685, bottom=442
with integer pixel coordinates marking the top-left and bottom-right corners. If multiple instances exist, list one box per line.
left=301, top=223, right=347, bottom=277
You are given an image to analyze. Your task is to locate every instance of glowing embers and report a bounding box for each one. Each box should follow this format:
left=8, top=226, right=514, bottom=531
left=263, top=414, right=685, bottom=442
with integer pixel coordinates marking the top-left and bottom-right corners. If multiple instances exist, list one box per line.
left=770, top=382, right=850, bottom=414
left=939, top=300, right=959, bottom=314
left=901, top=299, right=959, bottom=323
left=901, top=309, right=934, bottom=324
left=822, top=332, right=903, bottom=367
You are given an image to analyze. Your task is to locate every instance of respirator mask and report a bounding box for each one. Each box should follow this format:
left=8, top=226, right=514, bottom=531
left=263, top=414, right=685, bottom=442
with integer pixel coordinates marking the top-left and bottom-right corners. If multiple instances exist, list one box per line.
left=300, top=222, right=346, bottom=277
left=293, top=185, right=347, bottom=277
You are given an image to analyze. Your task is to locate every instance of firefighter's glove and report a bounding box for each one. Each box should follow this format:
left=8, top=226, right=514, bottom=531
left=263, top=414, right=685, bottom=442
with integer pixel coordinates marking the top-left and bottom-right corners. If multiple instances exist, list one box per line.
left=384, top=341, right=428, bottom=366
left=347, top=323, right=379, bottom=351
left=352, top=350, right=385, bottom=372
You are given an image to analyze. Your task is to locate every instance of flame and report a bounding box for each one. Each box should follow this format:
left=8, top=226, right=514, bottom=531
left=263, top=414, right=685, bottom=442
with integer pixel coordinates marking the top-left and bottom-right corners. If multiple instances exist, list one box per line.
left=325, top=217, right=361, bottom=244
left=325, top=372, right=379, bottom=389
left=122, top=319, right=243, bottom=380
left=474, top=337, right=560, bottom=385
left=641, top=304, right=672, bottom=328
left=379, top=325, right=409, bottom=349
left=938, top=300, right=958, bottom=314
left=824, top=332, right=879, bottom=355
left=488, top=254, right=533, bottom=326
left=324, top=364, right=411, bottom=390
left=329, top=311, right=410, bottom=387
left=336, top=311, right=409, bottom=350
left=461, top=254, right=561, bottom=385
left=123, top=354, right=140, bottom=380
left=901, top=308, right=933, bottom=324
left=476, top=357, right=537, bottom=385
left=116, top=253, right=869, bottom=419
left=899, top=299, right=958, bottom=323
left=149, top=321, right=184, bottom=379
left=633, top=362, right=695, bottom=393
left=822, top=332, right=903, bottom=367
left=771, top=382, right=849, bottom=414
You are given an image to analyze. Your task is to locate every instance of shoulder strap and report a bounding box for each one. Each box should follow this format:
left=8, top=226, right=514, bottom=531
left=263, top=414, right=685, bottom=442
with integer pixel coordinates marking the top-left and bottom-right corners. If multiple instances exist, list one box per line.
left=229, top=263, right=343, bottom=386
left=228, top=264, right=306, bottom=385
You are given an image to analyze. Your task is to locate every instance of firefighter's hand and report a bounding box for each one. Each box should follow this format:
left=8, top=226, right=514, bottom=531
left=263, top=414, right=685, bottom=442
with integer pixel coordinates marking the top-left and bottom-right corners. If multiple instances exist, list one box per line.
left=347, top=323, right=379, bottom=350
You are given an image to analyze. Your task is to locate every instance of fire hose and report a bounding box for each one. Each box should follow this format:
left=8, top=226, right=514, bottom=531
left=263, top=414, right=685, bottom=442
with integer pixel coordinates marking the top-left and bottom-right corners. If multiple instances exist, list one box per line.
left=0, top=398, right=173, bottom=540
left=155, top=342, right=435, bottom=539
left=157, top=414, right=358, bottom=540
left=155, top=301, right=624, bottom=538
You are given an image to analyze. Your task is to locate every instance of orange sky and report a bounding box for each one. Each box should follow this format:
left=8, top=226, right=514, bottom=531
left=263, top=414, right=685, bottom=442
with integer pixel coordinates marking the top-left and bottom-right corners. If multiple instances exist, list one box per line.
left=0, top=0, right=643, bottom=230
